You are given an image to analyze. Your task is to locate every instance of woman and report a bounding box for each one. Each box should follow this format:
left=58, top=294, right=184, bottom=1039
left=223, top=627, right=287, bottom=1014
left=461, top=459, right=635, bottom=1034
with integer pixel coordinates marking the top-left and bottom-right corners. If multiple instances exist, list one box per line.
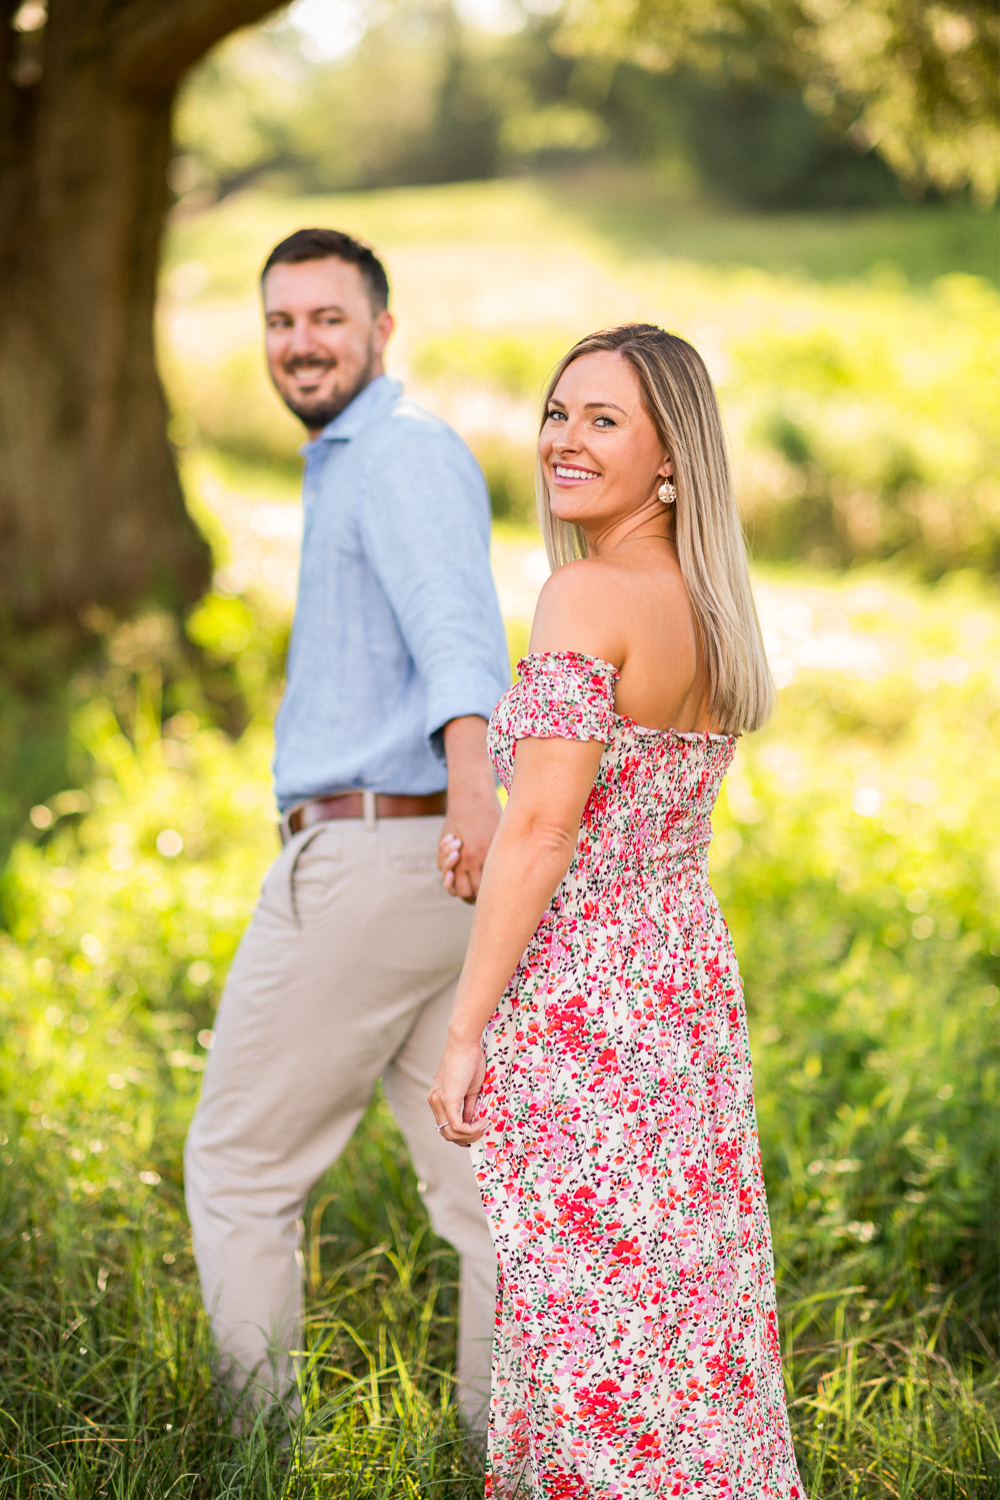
left=429, top=323, right=802, bottom=1498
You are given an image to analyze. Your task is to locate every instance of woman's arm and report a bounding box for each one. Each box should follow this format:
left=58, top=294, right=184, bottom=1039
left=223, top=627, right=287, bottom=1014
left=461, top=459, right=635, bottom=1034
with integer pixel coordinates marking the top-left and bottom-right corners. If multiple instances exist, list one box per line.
left=428, top=733, right=604, bottom=1144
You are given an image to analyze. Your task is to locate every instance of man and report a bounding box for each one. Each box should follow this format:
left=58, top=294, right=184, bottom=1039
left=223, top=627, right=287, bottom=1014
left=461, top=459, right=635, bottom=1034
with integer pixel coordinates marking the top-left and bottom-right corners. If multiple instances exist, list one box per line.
left=184, top=228, right=509, bottom=1433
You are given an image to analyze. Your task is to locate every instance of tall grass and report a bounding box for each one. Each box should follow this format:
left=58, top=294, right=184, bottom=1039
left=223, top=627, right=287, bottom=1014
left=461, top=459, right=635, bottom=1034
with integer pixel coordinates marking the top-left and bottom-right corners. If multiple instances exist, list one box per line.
left=0, top=565, right=996, bottom=1496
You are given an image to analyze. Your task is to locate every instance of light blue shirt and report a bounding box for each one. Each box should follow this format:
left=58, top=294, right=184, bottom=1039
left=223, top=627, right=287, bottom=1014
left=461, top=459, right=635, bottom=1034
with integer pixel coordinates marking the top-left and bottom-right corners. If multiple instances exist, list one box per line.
left=273, top=375, right=510, bottom=812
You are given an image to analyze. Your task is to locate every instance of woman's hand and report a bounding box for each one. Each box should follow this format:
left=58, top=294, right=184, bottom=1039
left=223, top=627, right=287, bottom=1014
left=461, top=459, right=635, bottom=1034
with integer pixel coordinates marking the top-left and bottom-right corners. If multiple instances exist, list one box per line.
left=428, top=1032, right=487, bottom=1147
left=438, top=830, right=463, bottom=894
left=430, top=736, right=603, bottom=1146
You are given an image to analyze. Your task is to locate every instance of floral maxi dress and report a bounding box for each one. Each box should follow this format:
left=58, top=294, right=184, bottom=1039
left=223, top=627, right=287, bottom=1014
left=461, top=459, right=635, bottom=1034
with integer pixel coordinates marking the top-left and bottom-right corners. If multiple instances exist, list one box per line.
left=473, top=652, right=802, bottom=1499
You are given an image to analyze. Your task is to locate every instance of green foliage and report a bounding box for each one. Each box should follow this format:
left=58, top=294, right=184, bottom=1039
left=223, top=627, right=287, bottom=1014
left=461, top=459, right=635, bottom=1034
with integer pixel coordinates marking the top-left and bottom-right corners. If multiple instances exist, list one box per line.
left=469, top=437, right=539, bottom=527
left=560, top=0, right=1000, bottom=202
left=173, top=2, right=922, bottom=212
left=408, top=268, right=1000, bottom=573
left=0, top=567, right=997, bottom=1494
left=723, top=569, right=1000, bottom=1492
left=784, top=0, right=1000, bottom=202
left=0, top=624, right=100, bottom=868
left=0, top=591, right=289, bottom=890
left=714, top=579, right=999, bottom=1301
left=413, top=328, right=568, bottom=401
left=411, top=330, right=563, bottom=525
left=160, top=177, right=998, bottom=567
left=162, top=343, right=304, bottom=476
left=601, top=63, right=904, bottom=210
left=173, top=8, right=505, bottom=201
left=173, top=0, right=1000, bottom=212
left=728, top=271, right=999, bottom=571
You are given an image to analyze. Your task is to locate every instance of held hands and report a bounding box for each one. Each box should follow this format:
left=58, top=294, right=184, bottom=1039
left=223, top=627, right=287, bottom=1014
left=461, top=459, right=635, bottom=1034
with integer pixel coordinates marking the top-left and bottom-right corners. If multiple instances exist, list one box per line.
left=439, top=715, right=500, bottom=903
left=427, top=1032, right=487, bottom=1147
left=436, top=786, right=500, bottom=902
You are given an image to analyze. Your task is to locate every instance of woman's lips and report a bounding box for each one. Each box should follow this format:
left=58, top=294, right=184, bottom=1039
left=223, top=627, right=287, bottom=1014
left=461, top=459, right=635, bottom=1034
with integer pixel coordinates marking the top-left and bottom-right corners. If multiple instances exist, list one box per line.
left=552, top=463, right=600, bottom=487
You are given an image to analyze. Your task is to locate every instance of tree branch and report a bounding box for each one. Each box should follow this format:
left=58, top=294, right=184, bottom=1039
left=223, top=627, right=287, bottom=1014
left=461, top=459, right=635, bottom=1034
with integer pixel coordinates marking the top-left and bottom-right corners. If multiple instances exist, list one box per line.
left=111, top=0, right=287, bottom=96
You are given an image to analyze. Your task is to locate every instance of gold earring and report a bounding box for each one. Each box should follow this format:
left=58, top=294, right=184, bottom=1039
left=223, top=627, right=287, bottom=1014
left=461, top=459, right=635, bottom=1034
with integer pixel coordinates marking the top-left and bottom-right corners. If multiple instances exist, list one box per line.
left=658, top=479, right=677, bottom=504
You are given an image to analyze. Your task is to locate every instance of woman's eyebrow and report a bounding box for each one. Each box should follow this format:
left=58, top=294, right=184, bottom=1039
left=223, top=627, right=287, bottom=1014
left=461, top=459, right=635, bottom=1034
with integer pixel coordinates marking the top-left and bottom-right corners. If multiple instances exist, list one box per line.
left=583, top=401, right=627, bottom=414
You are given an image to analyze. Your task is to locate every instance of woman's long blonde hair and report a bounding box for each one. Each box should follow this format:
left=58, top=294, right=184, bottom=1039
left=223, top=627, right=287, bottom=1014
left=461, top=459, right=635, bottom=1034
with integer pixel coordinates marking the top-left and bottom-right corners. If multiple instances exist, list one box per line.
left=536, top=323, right=774, bottom=735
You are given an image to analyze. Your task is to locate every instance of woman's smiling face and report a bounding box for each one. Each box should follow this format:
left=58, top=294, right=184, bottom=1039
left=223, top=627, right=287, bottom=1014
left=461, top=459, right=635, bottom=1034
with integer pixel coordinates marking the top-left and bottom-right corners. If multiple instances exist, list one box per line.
left=539, top=350, right=672, bottom=539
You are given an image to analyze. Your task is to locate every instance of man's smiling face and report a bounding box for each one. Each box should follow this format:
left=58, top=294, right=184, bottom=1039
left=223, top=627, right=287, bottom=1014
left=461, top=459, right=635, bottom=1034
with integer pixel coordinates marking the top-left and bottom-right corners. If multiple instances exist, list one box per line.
left=262, top=257, right=394, bottom=435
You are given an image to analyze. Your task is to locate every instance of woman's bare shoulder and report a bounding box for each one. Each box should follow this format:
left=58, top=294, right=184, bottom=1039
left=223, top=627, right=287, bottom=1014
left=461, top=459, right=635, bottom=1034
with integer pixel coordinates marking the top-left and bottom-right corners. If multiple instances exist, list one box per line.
left=529, top=557, right=630, bottom=664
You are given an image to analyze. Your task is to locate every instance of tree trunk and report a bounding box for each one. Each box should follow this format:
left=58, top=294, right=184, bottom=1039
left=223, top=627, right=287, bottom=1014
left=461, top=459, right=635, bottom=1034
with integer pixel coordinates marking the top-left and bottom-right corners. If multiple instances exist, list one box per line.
left=0, top=0, right=281, bottom=626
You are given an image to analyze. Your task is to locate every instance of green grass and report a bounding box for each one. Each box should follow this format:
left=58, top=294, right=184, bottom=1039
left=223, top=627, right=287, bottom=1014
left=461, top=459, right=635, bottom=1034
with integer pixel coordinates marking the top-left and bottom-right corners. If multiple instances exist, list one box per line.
left=0, top=565, right=997, bottom=1496
left=546, top=169, right=1000, bottom=285
left=165, top=174, right=1000, bottom=293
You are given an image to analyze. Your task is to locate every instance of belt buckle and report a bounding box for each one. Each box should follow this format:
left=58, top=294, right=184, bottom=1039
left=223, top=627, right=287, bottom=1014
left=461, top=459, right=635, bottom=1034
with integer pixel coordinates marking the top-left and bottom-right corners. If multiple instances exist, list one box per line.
left=277, top=797, right=313, bottom=846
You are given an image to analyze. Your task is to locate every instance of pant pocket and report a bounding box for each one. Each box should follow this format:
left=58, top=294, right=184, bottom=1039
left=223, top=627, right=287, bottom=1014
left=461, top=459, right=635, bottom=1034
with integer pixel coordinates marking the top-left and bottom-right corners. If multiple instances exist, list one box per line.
left=287, top=825, right=350, bottom=926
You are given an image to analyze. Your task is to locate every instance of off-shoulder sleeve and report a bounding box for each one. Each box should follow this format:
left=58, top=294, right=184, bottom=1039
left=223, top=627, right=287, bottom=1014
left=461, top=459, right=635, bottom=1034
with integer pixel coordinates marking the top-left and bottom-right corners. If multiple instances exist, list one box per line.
left=508, top=651, right=619, bottom=744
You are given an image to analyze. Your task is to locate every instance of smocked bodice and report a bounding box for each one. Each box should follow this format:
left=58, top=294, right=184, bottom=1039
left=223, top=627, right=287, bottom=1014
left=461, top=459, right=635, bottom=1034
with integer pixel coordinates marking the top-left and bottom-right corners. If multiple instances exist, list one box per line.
left=488, top=652, right=735, bottom=910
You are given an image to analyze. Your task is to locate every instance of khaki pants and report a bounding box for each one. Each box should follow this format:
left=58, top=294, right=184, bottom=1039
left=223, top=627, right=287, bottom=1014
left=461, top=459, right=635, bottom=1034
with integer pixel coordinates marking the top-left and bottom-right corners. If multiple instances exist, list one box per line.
left=184, top=816, right=496, bottom=1430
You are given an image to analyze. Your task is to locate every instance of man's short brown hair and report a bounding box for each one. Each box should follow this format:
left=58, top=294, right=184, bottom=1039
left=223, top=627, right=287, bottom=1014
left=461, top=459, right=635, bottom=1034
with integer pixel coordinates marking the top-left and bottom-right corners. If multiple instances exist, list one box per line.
left=262, top=228, right=390, bottom=311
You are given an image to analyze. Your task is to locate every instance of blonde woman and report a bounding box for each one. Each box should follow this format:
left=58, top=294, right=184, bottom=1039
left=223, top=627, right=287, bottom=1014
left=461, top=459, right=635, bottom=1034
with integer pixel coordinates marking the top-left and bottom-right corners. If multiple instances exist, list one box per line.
left=429, top=324, right=803, bottom=1497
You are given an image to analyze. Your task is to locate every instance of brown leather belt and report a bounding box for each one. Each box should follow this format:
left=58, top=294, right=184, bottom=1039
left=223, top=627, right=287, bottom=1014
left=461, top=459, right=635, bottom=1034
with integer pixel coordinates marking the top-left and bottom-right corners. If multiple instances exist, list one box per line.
left=279, top=790, right=446, bottom=844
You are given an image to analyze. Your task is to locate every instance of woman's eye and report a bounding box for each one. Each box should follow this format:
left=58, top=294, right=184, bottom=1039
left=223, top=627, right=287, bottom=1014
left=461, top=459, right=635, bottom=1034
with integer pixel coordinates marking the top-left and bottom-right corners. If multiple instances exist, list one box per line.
left=546, top=409, right=566, bottom=422
left=594, top=416, right=615, bottom=428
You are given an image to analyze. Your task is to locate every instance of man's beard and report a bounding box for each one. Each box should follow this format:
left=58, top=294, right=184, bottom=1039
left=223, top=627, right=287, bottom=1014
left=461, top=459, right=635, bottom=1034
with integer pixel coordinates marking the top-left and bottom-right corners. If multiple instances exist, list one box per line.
left=280, top=348, right=375, bottom=430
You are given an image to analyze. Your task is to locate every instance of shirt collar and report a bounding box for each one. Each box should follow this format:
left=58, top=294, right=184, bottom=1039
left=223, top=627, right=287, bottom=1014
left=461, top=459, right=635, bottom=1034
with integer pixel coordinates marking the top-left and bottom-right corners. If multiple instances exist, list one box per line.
left=299, top=374, right=402, bottom=456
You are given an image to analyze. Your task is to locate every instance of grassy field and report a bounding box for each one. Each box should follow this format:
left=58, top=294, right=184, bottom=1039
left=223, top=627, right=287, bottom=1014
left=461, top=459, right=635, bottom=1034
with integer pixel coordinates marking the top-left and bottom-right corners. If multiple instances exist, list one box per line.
left=0, top=176, right=997, bottom=1496
left=161, top=176, right=999, bottom=574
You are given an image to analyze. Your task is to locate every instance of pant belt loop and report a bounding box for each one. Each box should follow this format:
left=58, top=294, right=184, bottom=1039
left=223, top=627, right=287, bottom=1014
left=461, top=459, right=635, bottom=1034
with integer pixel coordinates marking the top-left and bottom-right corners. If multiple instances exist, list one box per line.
left=362, top=788, right=377, bottom=832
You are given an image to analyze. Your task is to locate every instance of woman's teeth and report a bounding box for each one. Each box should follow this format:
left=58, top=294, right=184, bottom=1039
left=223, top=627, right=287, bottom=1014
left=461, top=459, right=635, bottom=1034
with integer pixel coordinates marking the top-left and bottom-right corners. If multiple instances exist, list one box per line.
left=554, top=466, right=598, bottom=480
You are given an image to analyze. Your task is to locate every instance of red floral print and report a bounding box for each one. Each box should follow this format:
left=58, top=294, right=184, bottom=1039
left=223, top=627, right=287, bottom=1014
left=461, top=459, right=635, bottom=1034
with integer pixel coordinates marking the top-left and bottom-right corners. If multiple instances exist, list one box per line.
left=475, top=652, right=802, bottom=1499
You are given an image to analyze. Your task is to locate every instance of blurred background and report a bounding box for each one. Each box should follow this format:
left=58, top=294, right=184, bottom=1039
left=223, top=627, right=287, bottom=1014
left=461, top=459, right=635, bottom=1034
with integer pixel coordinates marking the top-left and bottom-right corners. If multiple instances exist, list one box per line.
left=0, top=0, right=997, bottom=1494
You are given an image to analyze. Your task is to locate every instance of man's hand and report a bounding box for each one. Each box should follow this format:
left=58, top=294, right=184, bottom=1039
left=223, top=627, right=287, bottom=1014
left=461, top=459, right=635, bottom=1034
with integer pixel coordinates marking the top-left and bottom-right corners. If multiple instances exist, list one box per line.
left=439, top=716, right=501, bottom=903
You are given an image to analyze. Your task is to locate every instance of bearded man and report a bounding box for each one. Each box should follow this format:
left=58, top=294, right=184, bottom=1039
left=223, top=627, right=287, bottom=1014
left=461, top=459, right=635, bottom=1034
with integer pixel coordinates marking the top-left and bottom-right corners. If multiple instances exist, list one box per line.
left=184, top=228, right=508, bottom=1435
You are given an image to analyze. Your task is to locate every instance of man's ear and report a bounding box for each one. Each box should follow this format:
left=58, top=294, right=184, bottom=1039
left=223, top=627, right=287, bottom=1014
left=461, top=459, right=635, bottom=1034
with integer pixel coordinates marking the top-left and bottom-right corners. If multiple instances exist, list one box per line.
left=373, top=308, right=395, bottom=356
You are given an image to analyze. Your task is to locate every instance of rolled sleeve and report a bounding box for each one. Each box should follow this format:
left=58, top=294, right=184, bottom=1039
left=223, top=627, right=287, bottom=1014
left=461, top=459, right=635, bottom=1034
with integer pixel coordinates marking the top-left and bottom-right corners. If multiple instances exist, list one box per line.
left=424, top=667, right=507, bottom=757
left=357, top=420, right=511, bottom=758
